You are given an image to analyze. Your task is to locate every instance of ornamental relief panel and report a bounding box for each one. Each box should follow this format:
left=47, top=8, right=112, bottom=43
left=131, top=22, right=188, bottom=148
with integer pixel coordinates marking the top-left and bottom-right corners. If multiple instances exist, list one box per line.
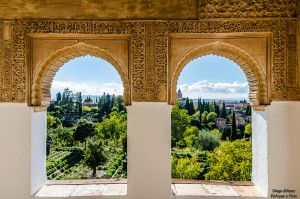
left=0, top=19, right=299, bottom=106
left=198, top=0, right=297, bottom=18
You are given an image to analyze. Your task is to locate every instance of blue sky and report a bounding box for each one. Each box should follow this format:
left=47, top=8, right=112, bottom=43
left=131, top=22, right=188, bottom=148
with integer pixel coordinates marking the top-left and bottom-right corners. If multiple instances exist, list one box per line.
left=51, top=55, right=123, bottom=98
left=51, top=55, right=249, bottom=100
left=177, top=55, right=249, bottom=99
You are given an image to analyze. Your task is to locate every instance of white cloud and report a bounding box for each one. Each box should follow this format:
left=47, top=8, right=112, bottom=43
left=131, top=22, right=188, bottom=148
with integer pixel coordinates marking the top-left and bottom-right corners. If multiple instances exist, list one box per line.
left=178, top=80, right=249, bottom=99
left=51, top=80, right=124, bottom=97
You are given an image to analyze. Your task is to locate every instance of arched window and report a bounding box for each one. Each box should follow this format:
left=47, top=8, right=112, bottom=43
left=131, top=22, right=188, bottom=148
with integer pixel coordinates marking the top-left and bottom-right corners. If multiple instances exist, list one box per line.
left=46, top=55, right=127, bottom=182
left=171, top=54, right=266, bottom=196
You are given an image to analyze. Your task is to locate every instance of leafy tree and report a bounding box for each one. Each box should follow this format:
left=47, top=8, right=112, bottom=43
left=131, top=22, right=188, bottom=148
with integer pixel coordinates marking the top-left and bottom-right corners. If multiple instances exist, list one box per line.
left=196, top=129, right=220, bottom=151
left=184, top=126, right=199, bottom=137
left=201, top=111, right=208, bottom=125
left=220, top=101, right=227, bottom=119
left=52, top=117, right=62, bottom=128
left=206, top=112, right=217, bottom=123
left=121, top=134, right=127, bottom=153
left=184, top=135, right=197, bottom=148
left=91, top=107, right=98, bottom=113
left=73, top=119, right=96, bottom=149
left=230, top=110, right=237, bottom=141
left=175, top=100, right=183, bottom=109
left=97, top=115, right=123, bottom=147
left=54, top=106, right=61, bottom=116
left=171, top=106, right=190, bottom=147
left=205, top=139, right=252, bottom=181
left=82, top=106, right=91, bottom=114
left=84, top=142, right=106, bottom=178
left=190, top=111, right=201, bottom=129
left=84, top=95, right=93, bottom=102
left=47, top=115, right=54, bottom=129
left=172, top=156, right=203, bottom=179
left=244, top=123, right=252, bottom=140
left=209, top=102, right=215, bottom=113
left=115, top=95, right=126, bottom=112
left=47, top=126, right=74, bottom=147
left=207, top=122, right=217, bottom=130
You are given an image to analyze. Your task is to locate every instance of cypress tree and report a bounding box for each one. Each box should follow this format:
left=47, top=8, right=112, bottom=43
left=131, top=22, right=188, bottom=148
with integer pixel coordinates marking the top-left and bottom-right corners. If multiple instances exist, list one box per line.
left=57, top=92, right=62, bottom=102
left=246, top=105, right=252, bottom=116
left=230, top=110, right=237, bottom=141
left=197, top=98, right=201, bottom=112
left=205, top=102, right=210, bottom=112
left=198, top=110, right=202, bottom=130
left=221, top=128, right=227, bottom=141
left=78, top=92, right=82, bottom=117
left=185, top=97, right=190, bottom=111
left=248, top=106, right=252, bottom=116
left=220, top=101, right=227, bottom=119
left=201, top=99, right=205, bottom=113
left=214, top=100, right=220, bottom=116
left=189, top=99, right=195, bottom=115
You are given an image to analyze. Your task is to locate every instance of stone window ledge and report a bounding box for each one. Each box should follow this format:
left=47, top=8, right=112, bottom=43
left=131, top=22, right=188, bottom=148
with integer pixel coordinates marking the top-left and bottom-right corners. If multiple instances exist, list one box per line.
left=35, top=179, right=266, bottom=198
left=172, top=180, right=266, bottom=198
left=35, top=179, right=127, bottom=197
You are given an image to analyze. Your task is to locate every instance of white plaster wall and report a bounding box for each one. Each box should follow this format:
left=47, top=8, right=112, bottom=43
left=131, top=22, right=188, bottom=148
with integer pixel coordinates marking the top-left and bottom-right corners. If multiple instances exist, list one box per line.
left=0, top=102, right=300, bottom=199
left=268, top=102, right=300, bottom=197
left=31, top=110, right=47, bottom=196
left=252, top=108, right=268, bottom=196
left=0, top=104, right=32, bottom=199
left=127, top=103, right=172, bottom=199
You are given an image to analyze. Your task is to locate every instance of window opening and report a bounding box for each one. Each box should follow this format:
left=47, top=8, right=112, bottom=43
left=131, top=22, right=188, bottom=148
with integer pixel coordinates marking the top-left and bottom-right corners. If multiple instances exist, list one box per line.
left=171, top=55, right=253, bottom=185
left=46, top=55, right=127, bottom=181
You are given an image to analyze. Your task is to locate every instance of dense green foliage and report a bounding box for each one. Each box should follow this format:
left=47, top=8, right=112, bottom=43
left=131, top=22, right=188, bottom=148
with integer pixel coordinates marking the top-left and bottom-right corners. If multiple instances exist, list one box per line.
left=84, top=143, right=106, bottom=177
left=196, top=129, right=220, bottom=151
left=48, top=87, right=252, bottom=182
left=47, top=89, right=127, bottom=180
left=73, top=119, right=96, bottom=149
left=171, top=99, right=252, bottom=181
left=172, top=156, right=203, bottom=179
left=244, top=123, right=252, bottom=140
left=205, top=139, right=252, bottom=181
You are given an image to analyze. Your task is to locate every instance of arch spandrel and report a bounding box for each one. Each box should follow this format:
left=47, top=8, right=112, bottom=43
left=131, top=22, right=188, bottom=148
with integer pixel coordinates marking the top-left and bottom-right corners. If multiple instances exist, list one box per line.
left=169, top=41, right=270, bottom=110
left=30, top=42, right=131, bottom=109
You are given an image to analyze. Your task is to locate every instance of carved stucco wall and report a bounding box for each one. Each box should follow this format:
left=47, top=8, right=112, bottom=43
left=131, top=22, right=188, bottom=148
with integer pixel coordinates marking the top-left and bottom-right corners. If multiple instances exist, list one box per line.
left=169, top=41, right=269, bottom=108
left=0, top=19, right=299, bottom=105
left=30, top=42, right=131, bottom=107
